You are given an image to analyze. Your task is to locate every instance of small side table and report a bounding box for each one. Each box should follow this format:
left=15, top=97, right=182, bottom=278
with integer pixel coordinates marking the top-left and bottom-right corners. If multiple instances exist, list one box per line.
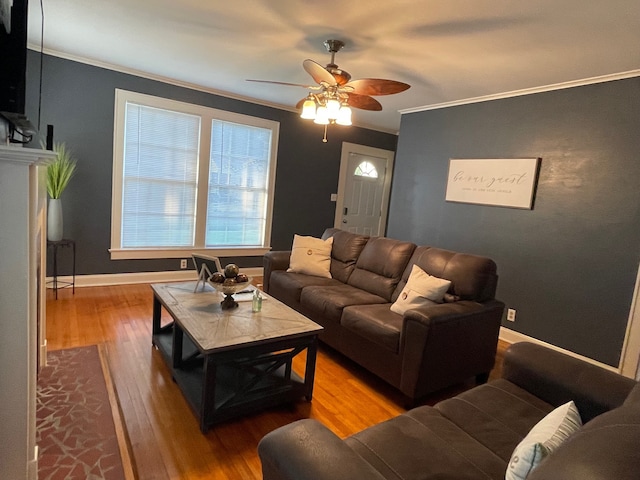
left=47, top=239, right=76, bottom=299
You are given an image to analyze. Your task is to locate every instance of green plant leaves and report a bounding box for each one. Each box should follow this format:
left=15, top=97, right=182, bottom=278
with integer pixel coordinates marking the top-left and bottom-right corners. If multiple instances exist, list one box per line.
left=47, top=142, right=77, bottom=199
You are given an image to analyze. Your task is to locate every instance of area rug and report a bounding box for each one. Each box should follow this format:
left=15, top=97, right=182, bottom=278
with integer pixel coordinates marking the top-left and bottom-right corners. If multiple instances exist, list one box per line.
left=37, top=345, right=135, bottom=480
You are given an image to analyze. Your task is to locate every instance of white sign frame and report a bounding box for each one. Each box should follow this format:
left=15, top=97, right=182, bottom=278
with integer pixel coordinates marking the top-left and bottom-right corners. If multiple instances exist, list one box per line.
left=445, top=158, right=541, bottom=209
left=192, top=253, right=223, bottom=292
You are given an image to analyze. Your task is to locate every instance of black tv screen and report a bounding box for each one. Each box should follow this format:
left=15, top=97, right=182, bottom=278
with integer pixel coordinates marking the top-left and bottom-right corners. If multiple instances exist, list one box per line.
left=0, top=0, right=28, bottom=114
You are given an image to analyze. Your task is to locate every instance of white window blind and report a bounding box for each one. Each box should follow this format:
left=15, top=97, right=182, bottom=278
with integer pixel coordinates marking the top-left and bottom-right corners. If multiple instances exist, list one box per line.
left=122, top=103, right=200, bottom=248
left=207, top=121, right=271, bottom=247
left=111, top=89, right=279, bottom=260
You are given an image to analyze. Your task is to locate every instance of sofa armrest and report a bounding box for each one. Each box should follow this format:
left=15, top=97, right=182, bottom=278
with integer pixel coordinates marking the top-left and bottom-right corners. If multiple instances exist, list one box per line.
left=262, top=250, right=291, bottom=293
left=258, top=419, right=386, bottom=480
left=400, top=300, right=505, bottom=398
left=502, top=342, right=637, bottom=422
left=403, top=299, right=503, bottom=326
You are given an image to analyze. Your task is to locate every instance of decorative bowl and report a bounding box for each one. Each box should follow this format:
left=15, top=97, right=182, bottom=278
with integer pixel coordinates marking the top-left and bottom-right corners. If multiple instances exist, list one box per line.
left=207, top=276, right=253, bottom=309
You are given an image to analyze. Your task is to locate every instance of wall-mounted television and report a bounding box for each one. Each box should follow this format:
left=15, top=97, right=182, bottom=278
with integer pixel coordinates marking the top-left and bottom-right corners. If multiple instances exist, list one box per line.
left=0, top=0, right=28, bottom=114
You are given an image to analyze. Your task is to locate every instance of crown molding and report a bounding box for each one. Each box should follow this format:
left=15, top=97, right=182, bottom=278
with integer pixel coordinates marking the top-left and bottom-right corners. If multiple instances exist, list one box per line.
left=400, top=70, right=640, bottom=114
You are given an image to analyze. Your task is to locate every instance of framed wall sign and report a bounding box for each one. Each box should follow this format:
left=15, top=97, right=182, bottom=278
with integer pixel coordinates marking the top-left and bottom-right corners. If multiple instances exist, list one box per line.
left=192, top=253, right=223, bottom=292
left=445, top=158, right=541, bottom=209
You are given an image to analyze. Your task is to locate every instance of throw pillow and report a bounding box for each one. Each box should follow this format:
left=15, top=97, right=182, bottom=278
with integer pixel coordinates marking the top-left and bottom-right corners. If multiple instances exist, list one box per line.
left=506, top=401, right=582, bottom=480
left=390, top=264, right=451, bottom=315
left=286, top=234, right=333, bottom=278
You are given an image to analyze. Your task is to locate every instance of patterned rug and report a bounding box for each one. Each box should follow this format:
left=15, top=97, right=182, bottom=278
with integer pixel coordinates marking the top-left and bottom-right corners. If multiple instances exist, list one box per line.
left=36, top=345, right=135, bottom=480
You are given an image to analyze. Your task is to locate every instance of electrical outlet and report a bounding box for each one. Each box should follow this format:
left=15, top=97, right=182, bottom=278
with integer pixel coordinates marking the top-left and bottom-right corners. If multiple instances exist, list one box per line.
left=180, top=259, right=188, bottom=269
left=507, top=308, right=516, bottom=322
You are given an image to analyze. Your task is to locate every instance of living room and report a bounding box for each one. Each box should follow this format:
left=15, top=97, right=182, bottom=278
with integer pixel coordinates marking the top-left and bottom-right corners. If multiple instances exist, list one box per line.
left=2, top=1, right=639, bottom=479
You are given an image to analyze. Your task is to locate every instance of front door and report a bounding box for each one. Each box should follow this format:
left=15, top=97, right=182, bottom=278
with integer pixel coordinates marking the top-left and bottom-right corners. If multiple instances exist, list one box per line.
left=334, top=143, right=394, bottom=236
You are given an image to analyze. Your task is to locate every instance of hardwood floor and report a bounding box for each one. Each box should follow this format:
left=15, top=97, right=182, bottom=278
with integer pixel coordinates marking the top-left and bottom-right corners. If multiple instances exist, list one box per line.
left=46, top=283, right=508, bottom=480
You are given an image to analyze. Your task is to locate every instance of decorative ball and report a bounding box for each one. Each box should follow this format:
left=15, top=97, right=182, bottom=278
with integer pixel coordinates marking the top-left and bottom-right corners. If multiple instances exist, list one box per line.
left=210, top=272, right=225, bottom=284
left=235, top=273, right=249, bottom=283
left=224, top=263, right=240, bottom=278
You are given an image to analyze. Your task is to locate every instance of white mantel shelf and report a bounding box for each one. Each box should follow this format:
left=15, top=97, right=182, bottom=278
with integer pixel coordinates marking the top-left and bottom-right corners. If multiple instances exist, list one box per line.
left=0, top=145, right=56, bottom=164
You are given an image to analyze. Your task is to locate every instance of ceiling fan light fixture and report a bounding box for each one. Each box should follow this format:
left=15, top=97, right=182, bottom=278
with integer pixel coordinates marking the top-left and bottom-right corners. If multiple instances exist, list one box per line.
left=300, top=97, right=317, bottom=119
left=326, top=98, right=341, bottom=119
left=314, top=106, right=330, bottom=125
left=336, top=105, right=352, bottom=126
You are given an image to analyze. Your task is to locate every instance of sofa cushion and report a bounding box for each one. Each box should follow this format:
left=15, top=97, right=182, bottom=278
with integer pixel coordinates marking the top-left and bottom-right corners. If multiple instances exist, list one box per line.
left=623, top=383, right=640, bottom=407
left=435, top=379, right=555, bottom=462
left=390, top=264, right=451, bottom=315
left=322, top=228, right=369, bottom=283
left=287, top=234, right=333, bottom=278
left=506, top=401, right=582, bottom=480
left=348, top=236, right=416, bottom=301
left=528, top=402, right=640, bottom=480
left=345, top=405, right=508, bottom=479
left=394, top=246, right=498, bottom=302
left=269, top=271, right=341, bottom=305
left=341, top=304, right=402, bottom=353
left=300, top=285, right=388, bottom=323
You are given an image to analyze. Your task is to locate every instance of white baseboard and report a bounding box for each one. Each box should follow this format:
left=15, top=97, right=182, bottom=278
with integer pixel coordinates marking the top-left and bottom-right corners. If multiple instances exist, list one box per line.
left=45, top=267, right=265, bottom=288
left=499, top=326, right=619, bottom=373
left=28, top=445, right=38, bottom=480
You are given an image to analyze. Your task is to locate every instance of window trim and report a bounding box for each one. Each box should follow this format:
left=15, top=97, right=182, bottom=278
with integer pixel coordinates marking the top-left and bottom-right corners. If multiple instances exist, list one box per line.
left=110, top=89, right=279, bottom=260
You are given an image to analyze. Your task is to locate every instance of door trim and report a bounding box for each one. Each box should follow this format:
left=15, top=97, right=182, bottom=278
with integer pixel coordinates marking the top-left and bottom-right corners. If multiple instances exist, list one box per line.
left=334, top=142, right=395, bottom=236
left=620, top=260, right=640, bottom=379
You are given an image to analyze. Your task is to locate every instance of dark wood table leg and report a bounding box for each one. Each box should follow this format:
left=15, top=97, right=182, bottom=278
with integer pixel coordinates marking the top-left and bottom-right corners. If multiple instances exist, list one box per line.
left=304, top=336, right=318, bottom=401
left=201, top=354, right=217, bottom=433
left=152, top=294, right=162, bottom=338
left=172, top=324, right=184, bottom=369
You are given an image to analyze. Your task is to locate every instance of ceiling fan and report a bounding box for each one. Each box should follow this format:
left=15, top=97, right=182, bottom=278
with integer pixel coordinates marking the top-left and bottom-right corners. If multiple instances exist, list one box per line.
left=248, top=39, right=410, bottom=140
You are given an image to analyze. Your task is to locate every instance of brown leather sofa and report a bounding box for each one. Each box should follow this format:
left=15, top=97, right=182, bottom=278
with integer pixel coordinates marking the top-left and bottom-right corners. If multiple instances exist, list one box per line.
left=258, top=342, right=640, bottom=480
left=263, top=228, right=505, bottom=405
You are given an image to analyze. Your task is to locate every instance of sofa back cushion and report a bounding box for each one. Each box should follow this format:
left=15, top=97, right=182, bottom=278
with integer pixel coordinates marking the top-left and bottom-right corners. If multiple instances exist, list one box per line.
left=347, top=236, right=416, bottom=301
left=527, top=402, right=640, bottom=480
left=322, top=228, right=369, bottom=283
left=624, top=383, right=640, bottom=407
left=393, top=246, right=498, bottom=303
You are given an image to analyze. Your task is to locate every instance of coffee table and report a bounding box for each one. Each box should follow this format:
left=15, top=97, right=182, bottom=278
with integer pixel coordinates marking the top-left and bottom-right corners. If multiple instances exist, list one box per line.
left=151, top=281, right=323, bottom=432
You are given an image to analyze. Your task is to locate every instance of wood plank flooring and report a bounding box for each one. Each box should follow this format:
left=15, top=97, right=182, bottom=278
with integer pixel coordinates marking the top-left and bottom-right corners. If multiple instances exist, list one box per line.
left=46, top=283, right=508, bottom=480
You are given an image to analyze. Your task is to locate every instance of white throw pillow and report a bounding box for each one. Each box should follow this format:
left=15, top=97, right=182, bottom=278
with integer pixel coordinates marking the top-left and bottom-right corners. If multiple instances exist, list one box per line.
left=390, top=264, right=451, bottom=315
left=286, top=235, right=333, bottom=278
left=506, top=401, right=582, bottom=480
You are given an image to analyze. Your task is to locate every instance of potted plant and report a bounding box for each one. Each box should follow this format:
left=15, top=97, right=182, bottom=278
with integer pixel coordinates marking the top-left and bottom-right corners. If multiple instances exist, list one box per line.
left=46, top=142, right=77, bottom=241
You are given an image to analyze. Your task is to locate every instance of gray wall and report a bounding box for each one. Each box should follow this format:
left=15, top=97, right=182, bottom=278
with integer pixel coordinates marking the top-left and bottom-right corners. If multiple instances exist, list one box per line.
left=25, top=52, right=397, bottom=274
left=388, top=77, right=640, bottom=367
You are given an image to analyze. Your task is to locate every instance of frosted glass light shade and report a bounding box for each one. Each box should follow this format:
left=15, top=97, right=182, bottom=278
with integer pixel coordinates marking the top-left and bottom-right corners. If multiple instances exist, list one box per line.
left=301, top=99, right=317, bottom=119
left=336, top=105, right=352, bottom=126
left=314, top=106, right=330, bottom=125
left=326, top=99, right=341, bottom=119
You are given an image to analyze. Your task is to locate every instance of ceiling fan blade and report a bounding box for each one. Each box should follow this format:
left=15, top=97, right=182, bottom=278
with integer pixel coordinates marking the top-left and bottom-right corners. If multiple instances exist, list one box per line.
left=303, top=59, right=337, bottom=86
left=246, top=79, right=319, bottom=89
left=343, top=78, right=411, bottom=96
left=346, top=93, right=383, bottom=111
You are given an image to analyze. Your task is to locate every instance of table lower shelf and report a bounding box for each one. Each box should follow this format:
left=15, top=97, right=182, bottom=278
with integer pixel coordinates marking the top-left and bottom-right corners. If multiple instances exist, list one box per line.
left=153, top=326, right=310, bottom=430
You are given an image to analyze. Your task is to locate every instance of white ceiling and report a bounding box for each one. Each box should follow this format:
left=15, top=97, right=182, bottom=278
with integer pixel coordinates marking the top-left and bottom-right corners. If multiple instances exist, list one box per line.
left=27, top=0, right=640, bottom=133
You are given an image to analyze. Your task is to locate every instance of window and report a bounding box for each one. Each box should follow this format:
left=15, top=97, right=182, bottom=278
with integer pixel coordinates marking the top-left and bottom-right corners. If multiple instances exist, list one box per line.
left=111, top=90, right=279, bottom=259
left=354, top=161, right=379, bottom=178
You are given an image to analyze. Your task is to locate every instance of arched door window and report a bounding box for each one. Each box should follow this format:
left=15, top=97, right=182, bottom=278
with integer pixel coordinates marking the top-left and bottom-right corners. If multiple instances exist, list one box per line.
left=354, top=161, right=379, bottom=178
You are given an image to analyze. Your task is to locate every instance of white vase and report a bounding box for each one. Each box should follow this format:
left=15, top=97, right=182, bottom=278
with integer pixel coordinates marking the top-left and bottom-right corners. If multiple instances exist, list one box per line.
left=47, top=198, right=63, bottom=242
